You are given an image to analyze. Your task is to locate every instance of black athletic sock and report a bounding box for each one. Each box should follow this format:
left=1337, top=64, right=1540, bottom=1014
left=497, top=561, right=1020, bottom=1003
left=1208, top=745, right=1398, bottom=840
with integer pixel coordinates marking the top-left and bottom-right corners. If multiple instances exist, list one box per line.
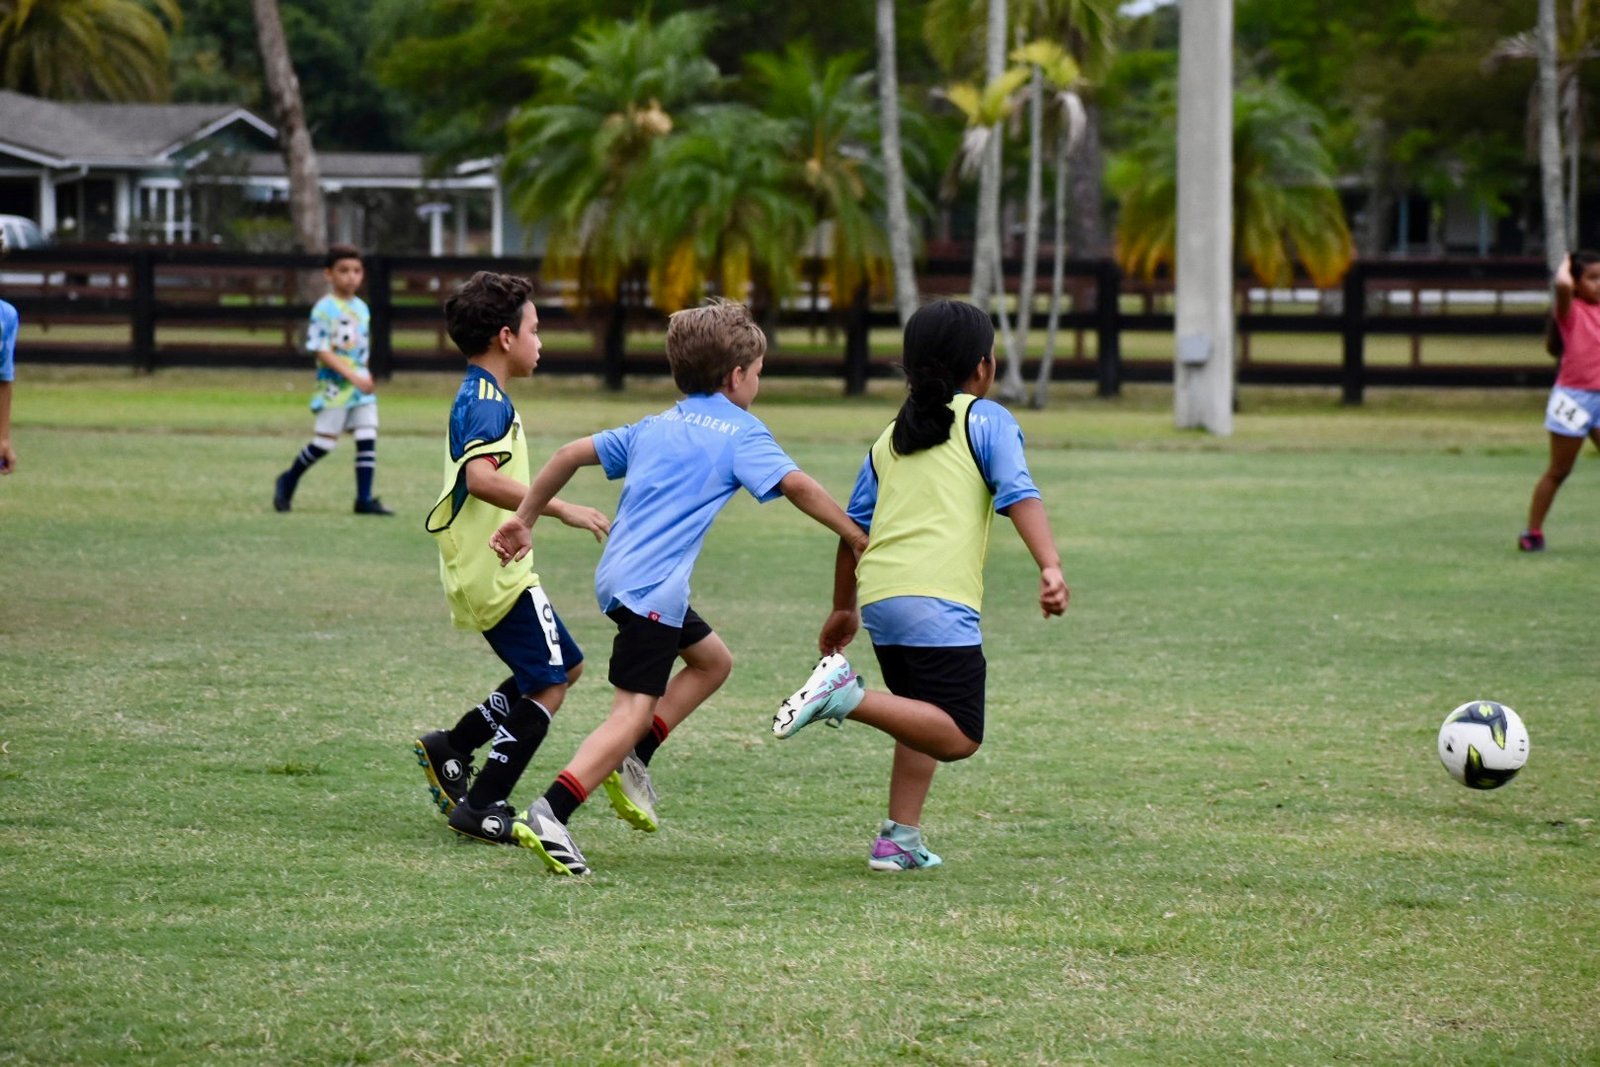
left=542, top=771, right=587, bottom=824
left=281, top=441, right=329, bottom=489
left=633, top=715, right=671, bottom=766
left=354, top=438, right=376, bottom=502
left=466, top=697, right=552, bottom=808
left=447, top=676, right=519, bottom=752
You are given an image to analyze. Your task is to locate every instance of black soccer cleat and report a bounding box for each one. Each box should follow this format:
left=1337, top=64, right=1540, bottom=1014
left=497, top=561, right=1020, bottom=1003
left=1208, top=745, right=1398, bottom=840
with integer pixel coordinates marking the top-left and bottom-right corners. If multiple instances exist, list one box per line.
left=354, top=497, right=396, bottom=516
left=413, top=730, right=473, bottom=815
left=273, top=472, right=294, bottom=512
left=446, top=799, right=526, bottom=845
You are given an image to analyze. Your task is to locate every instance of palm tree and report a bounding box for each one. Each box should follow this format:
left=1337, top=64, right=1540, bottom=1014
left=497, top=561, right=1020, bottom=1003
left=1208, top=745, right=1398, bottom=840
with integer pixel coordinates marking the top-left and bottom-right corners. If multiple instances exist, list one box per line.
left=0, top=0, right=180, bottom=101
left=503, top=12, right=720, bottom=385
left=1489, top=0, right=1598, bottom=266
left=876, top=0, right=919, bottom=326
left=1113, top=80, right=1353, bottom=290
left=504, top=12, right=720, bottom=303
left=643, top=105, right=811, bottom=314
left=1011, top=40, right=1085, bottom=408
left=746, top=42, right=892, bottom=338
left=252, top=0, right=324, bottom=257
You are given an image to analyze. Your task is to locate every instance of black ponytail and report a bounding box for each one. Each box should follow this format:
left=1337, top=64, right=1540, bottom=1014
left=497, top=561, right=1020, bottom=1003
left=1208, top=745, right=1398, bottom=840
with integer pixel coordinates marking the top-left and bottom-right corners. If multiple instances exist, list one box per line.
left=891, top=300, right=994, bottom=455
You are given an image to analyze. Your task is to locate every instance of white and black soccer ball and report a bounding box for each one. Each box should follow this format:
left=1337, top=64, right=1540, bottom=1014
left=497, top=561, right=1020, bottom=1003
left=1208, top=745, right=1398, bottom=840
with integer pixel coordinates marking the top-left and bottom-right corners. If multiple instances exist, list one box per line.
left=1437, top=700, right=1529, bottom=789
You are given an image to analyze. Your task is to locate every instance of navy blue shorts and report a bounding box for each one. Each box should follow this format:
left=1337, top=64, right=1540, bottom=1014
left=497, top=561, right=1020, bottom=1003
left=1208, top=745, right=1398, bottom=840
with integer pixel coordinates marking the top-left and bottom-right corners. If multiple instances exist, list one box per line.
left=482, top=587, right=584, bottom=695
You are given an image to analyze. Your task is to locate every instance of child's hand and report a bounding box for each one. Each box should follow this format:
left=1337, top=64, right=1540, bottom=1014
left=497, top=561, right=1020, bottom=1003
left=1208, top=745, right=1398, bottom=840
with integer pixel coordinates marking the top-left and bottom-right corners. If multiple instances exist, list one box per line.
left=490, top=517, right=533, bottom=565
left=556, top=503, right=610, bottom=542
left=819, top=609, right=860, bottom=654
left=1039, top=564, right=1068, bottom=617
left=352, top=371, right=375, bottom=394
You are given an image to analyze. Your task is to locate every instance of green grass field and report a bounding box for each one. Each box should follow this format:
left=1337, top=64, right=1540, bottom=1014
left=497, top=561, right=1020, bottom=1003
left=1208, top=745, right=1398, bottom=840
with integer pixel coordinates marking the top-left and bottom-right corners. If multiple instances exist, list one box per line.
left=2, top=370, right=1597, bottom=1064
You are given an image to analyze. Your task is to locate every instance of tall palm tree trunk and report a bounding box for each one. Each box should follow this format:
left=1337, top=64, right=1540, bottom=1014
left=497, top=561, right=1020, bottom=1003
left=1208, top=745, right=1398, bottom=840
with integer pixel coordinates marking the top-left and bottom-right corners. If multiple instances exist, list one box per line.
left=1539, top=0, right=1568, bottom=272
left=876, top=0, right=919, bottom=327
left=1002, top=64, right=1044, bottom=404
left=252, top=0, right=325, bottom=258
left=971, top=0, right=1006, bottom=311
left=1035, top=127, right=1070, bottom=409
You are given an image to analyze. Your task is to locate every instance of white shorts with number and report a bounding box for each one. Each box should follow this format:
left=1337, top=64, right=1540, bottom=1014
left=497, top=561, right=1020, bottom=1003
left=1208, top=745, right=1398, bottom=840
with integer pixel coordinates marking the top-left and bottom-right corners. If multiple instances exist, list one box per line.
left=1544, top=386, right=1600, bottom=438
left=313, top=401, right=380, bottom=438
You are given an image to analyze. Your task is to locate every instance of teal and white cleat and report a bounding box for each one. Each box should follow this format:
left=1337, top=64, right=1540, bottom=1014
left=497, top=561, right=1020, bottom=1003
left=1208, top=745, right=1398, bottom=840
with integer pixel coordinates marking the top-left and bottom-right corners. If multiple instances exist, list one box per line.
left=868, top=820, right=943, bottom=872
left=602, top=751, right=659, bottom=833
left=772, top=653, right=864, bottom=739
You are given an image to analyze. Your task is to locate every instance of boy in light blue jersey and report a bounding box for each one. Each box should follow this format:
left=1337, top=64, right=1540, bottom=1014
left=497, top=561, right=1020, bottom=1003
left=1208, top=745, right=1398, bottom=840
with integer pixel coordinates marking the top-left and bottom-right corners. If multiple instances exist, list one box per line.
left=272, top=243, right=393, bottom=515
left=490, top=299, right=868, bottom=875
left=774, top=300, right=1068, bottom=872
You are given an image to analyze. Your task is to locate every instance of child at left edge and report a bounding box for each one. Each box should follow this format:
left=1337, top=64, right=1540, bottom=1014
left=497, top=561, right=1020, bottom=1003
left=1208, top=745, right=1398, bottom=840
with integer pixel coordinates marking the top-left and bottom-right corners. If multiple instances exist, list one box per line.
left=272, top=243, right=393, bottom=515
left=412, top=271, right=617, bottom=846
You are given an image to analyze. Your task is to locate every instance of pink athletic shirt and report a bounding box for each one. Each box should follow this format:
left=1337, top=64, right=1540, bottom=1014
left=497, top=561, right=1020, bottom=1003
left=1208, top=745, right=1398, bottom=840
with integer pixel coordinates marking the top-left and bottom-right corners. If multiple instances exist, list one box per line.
left=1556, top=297, right=1600, bottom=390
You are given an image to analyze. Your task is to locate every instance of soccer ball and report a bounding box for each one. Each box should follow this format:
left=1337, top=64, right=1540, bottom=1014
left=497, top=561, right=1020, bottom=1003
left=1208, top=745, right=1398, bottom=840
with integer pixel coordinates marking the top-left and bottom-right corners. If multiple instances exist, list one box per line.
left=1437, top=700, right=1529, bottom=789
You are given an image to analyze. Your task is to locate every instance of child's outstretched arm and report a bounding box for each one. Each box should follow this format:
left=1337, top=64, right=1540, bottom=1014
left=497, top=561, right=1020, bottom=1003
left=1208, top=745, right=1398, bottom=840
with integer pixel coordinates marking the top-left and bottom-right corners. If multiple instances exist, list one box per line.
left=490, top=437, right=601, bottom=564
left=777, top=470, right=869, bottom=554
left=1554, top=252, right=1575, bottom=322
left=818, top=537, right=862, bottom=654
left=1002, top=497, right=1069, bottom=617
left=465, top=458, right=609, bottom=541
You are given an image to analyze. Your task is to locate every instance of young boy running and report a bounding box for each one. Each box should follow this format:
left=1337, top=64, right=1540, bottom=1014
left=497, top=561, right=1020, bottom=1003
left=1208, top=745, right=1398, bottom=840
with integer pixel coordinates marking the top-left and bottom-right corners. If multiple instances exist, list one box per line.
left=490, top=299, right=868, bottom=875
left=273, top=244, right=393, bottom=515
left=413, top=271, right=612, bottom=845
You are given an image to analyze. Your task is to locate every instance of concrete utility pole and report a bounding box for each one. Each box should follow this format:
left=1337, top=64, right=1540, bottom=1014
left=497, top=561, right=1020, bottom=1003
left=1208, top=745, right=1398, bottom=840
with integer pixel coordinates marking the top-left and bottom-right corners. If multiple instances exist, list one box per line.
left=1174, top=0, right=1234, bottom=435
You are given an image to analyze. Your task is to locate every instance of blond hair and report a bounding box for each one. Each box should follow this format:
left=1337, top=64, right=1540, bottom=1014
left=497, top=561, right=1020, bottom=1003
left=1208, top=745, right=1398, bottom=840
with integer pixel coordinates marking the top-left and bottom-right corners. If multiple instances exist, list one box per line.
left=665, top=299, right=766, bottom=394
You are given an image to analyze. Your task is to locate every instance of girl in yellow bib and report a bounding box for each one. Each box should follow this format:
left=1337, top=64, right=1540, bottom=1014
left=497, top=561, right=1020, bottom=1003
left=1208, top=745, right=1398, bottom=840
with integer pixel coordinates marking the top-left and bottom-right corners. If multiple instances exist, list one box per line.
left=774, top=299, right=1069, bottom=870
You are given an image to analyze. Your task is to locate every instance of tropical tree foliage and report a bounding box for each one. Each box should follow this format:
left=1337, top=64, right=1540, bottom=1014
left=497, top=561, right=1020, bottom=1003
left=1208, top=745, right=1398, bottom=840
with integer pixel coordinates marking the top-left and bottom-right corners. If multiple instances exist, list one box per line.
left=746, top=42, right=893, bottom=308
left=503, top=11, right=722, bottom=303
left=0, top=0, right=180, bottom=101
left=1112, top=79, right=1352, bottom=288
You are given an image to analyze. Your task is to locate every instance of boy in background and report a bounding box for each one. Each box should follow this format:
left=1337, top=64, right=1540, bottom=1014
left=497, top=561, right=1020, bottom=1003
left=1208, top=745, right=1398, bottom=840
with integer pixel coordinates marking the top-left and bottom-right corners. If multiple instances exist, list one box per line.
left=490, top=299, right=869, bottom=876
left=273, top=244, right=392, bottom=515
left=415, top=271, right=613, bottom=844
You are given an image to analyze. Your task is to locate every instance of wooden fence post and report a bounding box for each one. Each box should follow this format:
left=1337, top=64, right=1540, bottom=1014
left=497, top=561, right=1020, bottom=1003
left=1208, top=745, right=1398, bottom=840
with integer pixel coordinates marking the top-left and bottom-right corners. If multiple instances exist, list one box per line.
left=367, top=254, right=393, bottom=380
left=843, top=282, right=871, bottom=396
left=1096, top=259, right=1122, bottom=398
left=1342, top=261, right=1366, bottom=405
left=131, top=248, right=156, bottom=373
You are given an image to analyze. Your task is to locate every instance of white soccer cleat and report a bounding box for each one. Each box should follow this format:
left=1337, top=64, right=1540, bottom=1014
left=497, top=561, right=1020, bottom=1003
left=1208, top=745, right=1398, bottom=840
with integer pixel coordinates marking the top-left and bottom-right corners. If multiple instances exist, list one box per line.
left=602, top=752, right=659, bottom=832
left=772, top=653, right=865, bottom=739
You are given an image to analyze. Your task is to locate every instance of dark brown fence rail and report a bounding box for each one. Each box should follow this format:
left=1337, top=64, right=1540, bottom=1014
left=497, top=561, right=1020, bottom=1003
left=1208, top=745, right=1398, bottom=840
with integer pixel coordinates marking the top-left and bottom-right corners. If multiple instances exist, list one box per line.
left=0, top=248, right=1553, bottom=402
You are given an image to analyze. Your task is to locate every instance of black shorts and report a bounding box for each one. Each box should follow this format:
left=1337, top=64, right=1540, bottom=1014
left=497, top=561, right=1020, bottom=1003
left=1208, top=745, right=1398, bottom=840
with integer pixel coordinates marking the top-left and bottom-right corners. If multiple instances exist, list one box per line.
left=872, top=643, right=987, bottom=744
left=606, top=605, right=715, bottom=697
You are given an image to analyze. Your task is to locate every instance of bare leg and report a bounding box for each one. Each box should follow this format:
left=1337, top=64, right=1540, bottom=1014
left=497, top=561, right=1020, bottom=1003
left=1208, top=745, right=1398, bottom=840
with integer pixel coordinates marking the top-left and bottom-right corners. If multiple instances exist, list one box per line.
left=1528, top=432, right=1586, bottom=531
left=887, top=743, right=940, bottom=826
left=654, top=632, right=734, bottom=733
left=848, top=690, right=979, bottom=762
left=562, top=689, right=658, bottom=795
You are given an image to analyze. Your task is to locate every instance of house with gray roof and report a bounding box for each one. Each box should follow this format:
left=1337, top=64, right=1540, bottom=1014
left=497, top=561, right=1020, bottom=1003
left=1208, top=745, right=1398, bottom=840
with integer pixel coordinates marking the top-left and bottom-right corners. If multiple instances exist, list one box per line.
left=0, top=90, right=514, bottom=253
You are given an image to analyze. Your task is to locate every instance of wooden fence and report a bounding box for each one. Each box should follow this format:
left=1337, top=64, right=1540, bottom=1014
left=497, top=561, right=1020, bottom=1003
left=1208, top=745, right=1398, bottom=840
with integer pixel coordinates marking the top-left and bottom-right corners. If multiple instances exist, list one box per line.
left=0, top=247, right=1554, bottom=403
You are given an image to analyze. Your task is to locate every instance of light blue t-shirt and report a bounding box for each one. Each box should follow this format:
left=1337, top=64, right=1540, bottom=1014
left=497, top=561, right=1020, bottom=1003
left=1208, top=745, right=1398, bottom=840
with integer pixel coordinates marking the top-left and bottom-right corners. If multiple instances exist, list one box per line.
left=847, top=396, right=1041, bottom=647
left=0, top=299, right=17, bottom=383
left=591, top=392, right=799, bottom=627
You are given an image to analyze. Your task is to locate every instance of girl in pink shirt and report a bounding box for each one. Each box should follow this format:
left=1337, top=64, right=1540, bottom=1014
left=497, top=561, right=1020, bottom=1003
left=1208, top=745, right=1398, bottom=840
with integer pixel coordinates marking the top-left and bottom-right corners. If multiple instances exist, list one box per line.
left=1521, top=250, right=1600, bottom=551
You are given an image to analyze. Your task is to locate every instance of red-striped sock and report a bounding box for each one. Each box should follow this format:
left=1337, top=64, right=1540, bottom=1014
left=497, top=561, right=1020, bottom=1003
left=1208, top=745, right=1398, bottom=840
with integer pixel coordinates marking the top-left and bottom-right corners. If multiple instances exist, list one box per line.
left=542, top=769, right=588, bottom=824
left=633, top=716, right=671, bottom=766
